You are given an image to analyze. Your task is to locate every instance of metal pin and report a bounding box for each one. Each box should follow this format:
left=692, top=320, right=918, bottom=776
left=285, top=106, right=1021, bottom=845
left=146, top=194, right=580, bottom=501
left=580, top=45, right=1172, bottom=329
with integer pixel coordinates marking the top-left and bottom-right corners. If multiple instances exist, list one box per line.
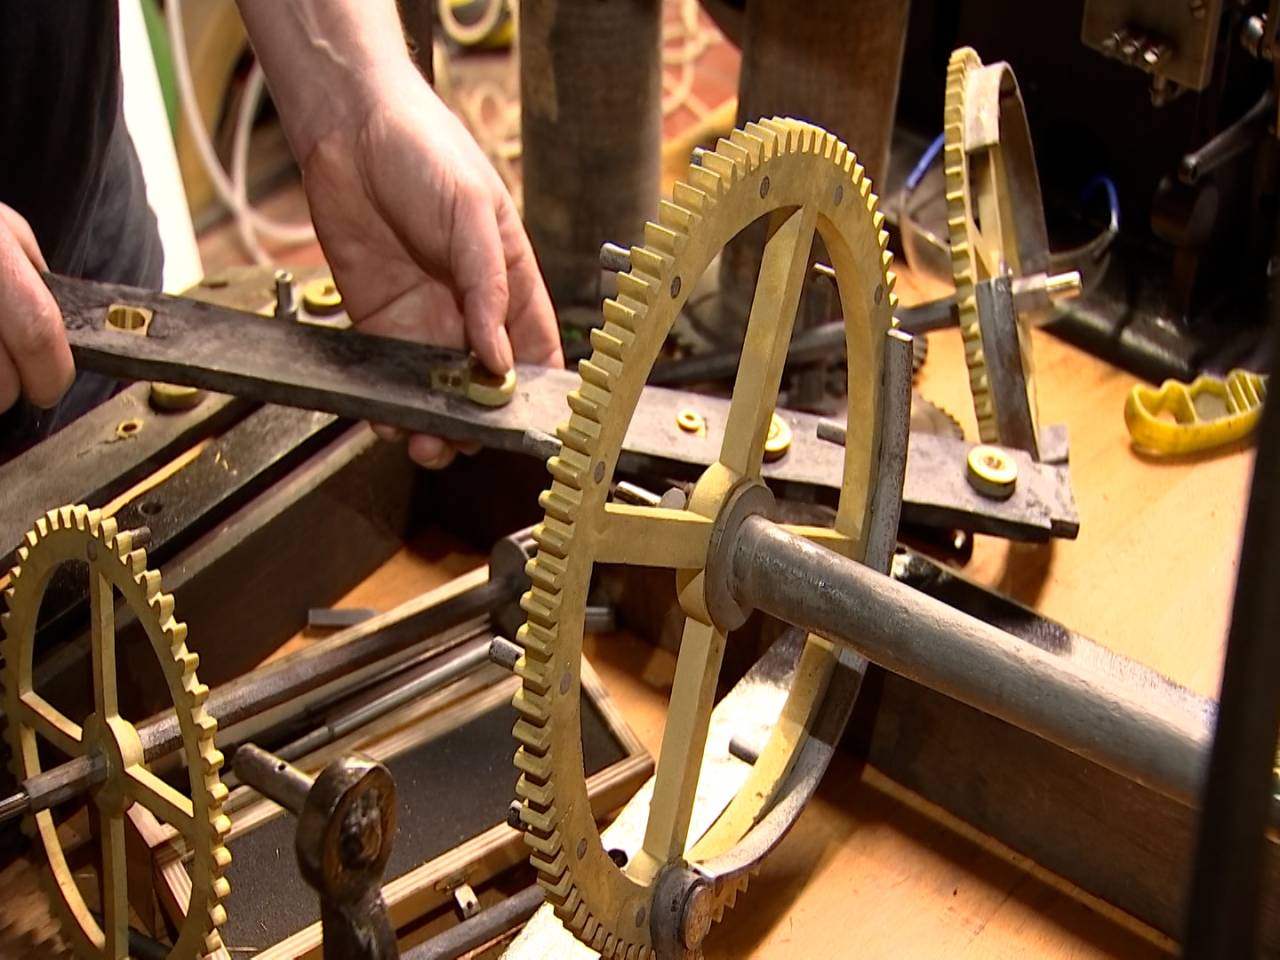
left=452, top=882, right=481, bottom=919
left=600, top=242, right=632, bottom=273
left=613, top=481, right=663, bottom=507
left=122, top=525, right=153, bottom=549
left=274, top=270, right=298, bottom=322
left=489, top=636, right=523, bottom=671
left=816, top=419, right=848, bottom=447
left=691, top=146, right=706, bottom=166
left=728, top=735, right=761, bottom=766
left=507, top=799, right=524, bottom=829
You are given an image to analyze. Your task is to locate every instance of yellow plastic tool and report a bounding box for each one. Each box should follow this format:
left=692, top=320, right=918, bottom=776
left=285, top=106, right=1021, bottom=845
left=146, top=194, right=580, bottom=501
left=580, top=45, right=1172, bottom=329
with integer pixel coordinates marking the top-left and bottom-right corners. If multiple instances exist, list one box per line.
left=1124, top=369, right=1267, bottom=455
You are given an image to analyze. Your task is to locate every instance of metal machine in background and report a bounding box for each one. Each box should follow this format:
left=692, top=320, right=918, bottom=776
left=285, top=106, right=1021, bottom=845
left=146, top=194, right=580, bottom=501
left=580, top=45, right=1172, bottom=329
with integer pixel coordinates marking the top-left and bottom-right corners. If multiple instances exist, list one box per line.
left=523, top=0, right=1278, bottom=386
left=894, top=0, right=1280, bottom=381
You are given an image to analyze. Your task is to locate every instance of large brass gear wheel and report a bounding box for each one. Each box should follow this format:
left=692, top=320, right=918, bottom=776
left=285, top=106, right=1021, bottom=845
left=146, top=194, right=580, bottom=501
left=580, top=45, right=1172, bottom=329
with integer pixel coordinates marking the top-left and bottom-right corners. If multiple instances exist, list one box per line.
left=944, top=46, right=1047, bottom=447
left=2, top=506, right=231, bottom=959
left=513, top=117, right=898, bottom=959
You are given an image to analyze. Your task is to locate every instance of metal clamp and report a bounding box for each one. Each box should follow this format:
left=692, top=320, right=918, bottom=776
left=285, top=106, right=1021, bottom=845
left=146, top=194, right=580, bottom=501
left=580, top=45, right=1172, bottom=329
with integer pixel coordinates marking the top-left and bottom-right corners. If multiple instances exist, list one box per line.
left=233, top=745, right=400, bottom=960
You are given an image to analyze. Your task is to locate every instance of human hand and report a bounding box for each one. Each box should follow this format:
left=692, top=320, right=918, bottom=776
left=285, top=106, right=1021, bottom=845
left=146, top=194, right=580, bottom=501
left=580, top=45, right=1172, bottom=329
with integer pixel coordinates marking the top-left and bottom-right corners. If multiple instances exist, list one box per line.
left=0, top=203, right=74, bottom=413
left=299, top=68, right=562, bottom=468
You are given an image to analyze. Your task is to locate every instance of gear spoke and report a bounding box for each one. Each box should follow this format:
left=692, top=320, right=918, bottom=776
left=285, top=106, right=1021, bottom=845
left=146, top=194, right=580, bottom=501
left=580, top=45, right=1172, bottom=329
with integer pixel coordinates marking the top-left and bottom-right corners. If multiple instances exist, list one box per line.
left=719, top=204, right=818, bottom=479
left=595, top=504, right=713, bottom=569
left=126, top=766, right=197, bottom=839
left=778, top=524, right=854, bottom=557
left=19, top=695, right=84, bottom=757
left=639, top=616, right=727, bottom=870
left=89, top=571, right=118, bottom=718
left=97, top=807, right=128, bottom=959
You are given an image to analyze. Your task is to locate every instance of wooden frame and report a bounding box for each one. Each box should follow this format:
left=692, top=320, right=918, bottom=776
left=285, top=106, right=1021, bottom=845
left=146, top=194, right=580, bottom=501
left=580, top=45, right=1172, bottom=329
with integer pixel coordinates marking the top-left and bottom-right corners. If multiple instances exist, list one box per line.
left=137, top=655, right=650, bottom=959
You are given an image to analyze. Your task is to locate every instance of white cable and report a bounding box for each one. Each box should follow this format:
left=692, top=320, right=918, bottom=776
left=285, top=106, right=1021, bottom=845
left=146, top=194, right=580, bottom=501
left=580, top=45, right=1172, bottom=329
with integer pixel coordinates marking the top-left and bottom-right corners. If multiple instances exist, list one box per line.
left=166, top=0, right=314, bottom=261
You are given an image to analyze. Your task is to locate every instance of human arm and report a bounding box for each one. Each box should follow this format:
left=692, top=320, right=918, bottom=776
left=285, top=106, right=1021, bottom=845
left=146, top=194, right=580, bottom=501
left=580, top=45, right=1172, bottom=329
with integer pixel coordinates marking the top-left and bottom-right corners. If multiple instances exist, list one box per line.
left=234, top=0, right=562, bottom=467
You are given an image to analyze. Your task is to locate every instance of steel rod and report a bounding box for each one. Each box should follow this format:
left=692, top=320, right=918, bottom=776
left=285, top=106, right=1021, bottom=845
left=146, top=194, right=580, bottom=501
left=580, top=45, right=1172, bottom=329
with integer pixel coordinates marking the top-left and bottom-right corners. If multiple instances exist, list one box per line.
left=403, top=885, right=545, bottom=960
left=730, top=515, right=1212, bottom=807
left=0, top=577, right=517, bottom=825
left=269, top=638, right=494, bottom=764
left=140, top=576, right=516, bottom=759
left=1182, top=330, right=1280, bottom=958
left=232, top=743, right=312, bottom=814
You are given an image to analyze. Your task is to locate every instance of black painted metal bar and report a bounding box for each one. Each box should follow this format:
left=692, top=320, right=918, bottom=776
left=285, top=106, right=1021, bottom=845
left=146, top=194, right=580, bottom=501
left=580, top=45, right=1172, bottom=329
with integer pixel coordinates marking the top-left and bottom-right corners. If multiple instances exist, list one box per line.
left=1183, top=334, right=1280, bottom=959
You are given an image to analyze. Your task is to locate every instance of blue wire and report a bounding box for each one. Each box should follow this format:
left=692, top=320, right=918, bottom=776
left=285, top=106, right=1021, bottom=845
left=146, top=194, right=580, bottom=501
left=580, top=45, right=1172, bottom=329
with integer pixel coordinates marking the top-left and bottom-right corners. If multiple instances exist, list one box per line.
left=904, top=133, right=946, bottom=194
left=1080, top=174, right=1120, bottom=234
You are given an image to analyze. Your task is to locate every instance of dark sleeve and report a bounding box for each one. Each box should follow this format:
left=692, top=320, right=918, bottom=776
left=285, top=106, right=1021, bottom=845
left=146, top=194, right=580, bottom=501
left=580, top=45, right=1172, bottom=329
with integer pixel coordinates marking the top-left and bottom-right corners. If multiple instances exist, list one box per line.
left=0, top=0, right=164, bottom=459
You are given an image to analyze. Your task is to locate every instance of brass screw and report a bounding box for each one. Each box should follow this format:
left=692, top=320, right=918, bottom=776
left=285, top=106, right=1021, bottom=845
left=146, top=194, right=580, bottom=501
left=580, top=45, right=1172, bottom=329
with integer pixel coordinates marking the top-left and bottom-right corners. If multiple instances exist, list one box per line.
left=149, top=382, right=204, bottom=412
left=763, top=413, right=792, bottom=461
left=302, top=276, right=344, bottom=316
left=966, top=444, right=1018, bottom=500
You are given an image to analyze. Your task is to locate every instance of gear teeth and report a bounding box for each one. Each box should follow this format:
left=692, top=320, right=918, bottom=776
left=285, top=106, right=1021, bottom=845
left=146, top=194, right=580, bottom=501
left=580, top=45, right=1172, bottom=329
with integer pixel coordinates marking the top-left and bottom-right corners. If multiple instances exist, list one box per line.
left=538, top=488, right=580, bottom=524
left=743, top=121, right=778, bottom=156
left=672, top=181, right=709, bottom=213
left=728, top=128, right=765, bottom=164
left=658, top=198, right=695, bottom=231
left=3, top=506, right=231, bottom=956
left=512, top=686, right=551, bottom=725
left=516, top=773, right=553, bottom=807
left=513, top=117, right=899, bottom=960
left=590, top=326, right=630, bottom=362
left=944, top=46, right=1007, bottom=444
left=699, top=148, right=739, bottom=183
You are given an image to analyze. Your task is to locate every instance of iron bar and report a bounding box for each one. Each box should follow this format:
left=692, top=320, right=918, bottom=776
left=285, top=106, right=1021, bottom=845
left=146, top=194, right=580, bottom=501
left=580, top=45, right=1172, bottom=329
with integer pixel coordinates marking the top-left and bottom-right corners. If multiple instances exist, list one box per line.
left=261, top=637, right=494, bottom=766
left=729, top=515, right=1213, bottom=807
left=139, top=576, right=517, bottom=759
left=233, top=743, right=312, bottom=814
left=0, top=576, right=518, bottom=824
left=1182, top=332, right=1280, bottom=958
left=47, top=273, right=1078, bottom=541
left=402, top=885, right=545, bottom=960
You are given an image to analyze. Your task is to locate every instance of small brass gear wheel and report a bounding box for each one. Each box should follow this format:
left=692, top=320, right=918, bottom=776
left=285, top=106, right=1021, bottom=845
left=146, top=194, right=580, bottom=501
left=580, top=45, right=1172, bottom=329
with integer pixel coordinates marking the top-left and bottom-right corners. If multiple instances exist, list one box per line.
left=2, top=506, right=231, bottom=959
left=512, top=118, right=898, bottom=958
left=944, top=46, right=1044, bottom=446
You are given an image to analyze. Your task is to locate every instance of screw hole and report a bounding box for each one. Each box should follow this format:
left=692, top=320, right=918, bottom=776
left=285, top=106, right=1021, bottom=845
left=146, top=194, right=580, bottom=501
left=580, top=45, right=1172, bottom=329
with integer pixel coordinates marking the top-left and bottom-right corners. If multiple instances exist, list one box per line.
left=577, top=838, right=588, bottom=859
left=759, top=176, right=770, bottom=199
left=670, top=276, right=682, bottom=299
left=834, top=184, right=845, bottom=206
left=139, top=500, right=164, bottom=517
left=608, top=848, right=628, bottom=868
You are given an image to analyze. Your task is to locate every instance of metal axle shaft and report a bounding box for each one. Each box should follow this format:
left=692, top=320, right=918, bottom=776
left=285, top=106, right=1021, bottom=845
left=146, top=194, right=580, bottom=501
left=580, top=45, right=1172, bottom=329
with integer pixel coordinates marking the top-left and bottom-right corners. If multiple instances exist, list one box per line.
left=730, top=515, right=1213, bottom=808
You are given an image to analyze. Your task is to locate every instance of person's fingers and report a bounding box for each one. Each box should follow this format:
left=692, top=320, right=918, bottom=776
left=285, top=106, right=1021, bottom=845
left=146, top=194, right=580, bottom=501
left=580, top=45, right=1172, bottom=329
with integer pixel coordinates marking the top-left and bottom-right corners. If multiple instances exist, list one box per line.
left=0, top=231, right=73, bottom=409
left=407, top=433, right=457, bottom=469
left=0, top=344, right=20, bottom=412
left=497, top=196, right=563, bottom=368
left=0, top=203, right=48, bottom=271
left=371, top=422, right=405, bottom=443
left=450, top=194, right=514, bottom=375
